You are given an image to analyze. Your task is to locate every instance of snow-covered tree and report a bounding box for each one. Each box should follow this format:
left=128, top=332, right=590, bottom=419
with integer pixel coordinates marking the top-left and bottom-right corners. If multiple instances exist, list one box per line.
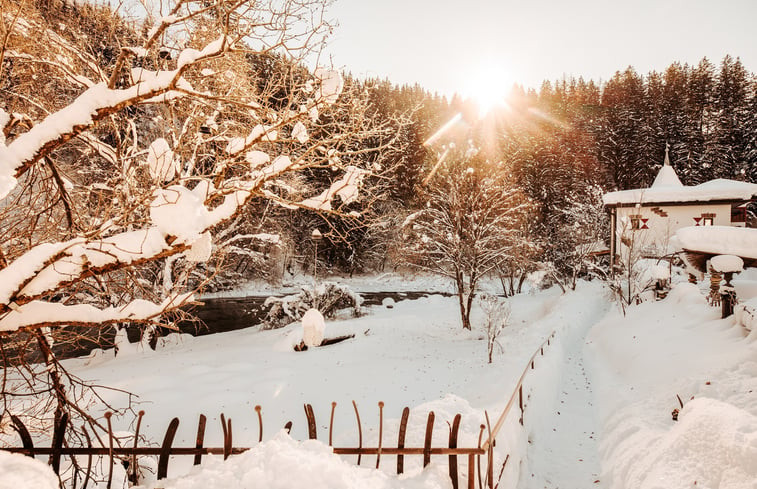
left=401, top=148, right=532, bottom=330
left=547, top=184, right=609, bottom=290
left=0, top=0, right=391, bottom=461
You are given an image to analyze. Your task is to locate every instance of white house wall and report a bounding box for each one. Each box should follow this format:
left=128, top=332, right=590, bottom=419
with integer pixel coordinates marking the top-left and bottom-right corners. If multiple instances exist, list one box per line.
left=614, top=203, right=733, bottom=258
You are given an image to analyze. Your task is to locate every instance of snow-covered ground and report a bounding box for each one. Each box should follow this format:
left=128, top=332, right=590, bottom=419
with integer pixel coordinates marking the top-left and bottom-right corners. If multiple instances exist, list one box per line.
left=4, top=274, right=757, bottom=489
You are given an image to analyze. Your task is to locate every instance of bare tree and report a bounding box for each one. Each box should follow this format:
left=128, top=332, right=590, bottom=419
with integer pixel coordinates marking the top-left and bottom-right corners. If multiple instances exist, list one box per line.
left=401, top=147, right=533, bottom=329
left=0, top=0, right=395, bottom=476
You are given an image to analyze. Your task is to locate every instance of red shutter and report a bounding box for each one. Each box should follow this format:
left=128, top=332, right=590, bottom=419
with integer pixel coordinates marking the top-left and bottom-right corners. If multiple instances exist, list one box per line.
left=693, top=217, right=702, bottom=226
left=641, top=219, right=649, bottom=230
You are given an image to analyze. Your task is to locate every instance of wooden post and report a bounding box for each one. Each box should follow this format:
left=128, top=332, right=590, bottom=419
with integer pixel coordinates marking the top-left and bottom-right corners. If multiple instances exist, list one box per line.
left=448, top=414, right=461, bottom=489
left=157, top=418, right=180, bottom=480
left=193, top=415, right=207, bottom=466
left=423, top=412, right=435, bottom=467
left=50, top=412, right=67, bottom=475
left=396, top=407, right=409, bottom=474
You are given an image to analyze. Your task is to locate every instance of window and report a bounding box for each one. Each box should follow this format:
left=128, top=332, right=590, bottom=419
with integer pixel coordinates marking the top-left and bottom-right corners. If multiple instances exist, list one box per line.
left=694, top=213, right=716, bottom=226
left=630, top=214, right=648, bottom=230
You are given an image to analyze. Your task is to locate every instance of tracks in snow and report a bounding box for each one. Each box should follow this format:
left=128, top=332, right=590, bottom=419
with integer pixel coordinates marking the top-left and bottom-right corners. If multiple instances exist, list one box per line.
left=519, top=288, right=608, bottom=489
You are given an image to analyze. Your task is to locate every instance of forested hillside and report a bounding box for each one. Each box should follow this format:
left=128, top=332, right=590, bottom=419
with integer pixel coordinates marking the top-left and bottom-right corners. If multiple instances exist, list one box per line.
left=1, top=1, right=755, bottom=288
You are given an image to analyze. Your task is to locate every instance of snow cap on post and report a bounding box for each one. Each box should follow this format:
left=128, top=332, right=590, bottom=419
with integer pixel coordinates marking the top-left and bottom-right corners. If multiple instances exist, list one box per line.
left=710, top=254, right=744, bottom=274
left=302, top=308, right=325, bottom=347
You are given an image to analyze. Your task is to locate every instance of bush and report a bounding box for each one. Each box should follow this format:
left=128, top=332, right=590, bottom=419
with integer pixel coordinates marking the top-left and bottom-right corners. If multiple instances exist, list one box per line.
left=262, top=282, right=363, bottom=329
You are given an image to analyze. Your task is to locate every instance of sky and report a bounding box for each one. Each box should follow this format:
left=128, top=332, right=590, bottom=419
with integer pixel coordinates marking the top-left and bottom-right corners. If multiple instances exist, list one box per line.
left=322, top=0, right=757, bottom=100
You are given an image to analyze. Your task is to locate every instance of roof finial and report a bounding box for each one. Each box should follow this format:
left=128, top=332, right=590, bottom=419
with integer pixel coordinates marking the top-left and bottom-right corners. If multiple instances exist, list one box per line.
left=664, top=142, right=671, bottom=167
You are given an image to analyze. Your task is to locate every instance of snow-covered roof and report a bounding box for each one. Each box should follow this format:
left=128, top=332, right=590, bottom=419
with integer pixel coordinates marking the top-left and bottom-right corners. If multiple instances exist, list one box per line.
left=650, top=164, right=683, bottom=188
left=672, top=226, right=757, bottom=259
left=603, top=178, right=757, bottom=206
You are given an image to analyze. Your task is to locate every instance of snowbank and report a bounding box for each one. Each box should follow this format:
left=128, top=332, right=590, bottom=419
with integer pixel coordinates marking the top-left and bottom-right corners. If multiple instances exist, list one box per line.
left=587, top=281, right=757, bottom=489
left=137, top=431, right=451, bottom=489
left=0, top=451, right=58, bottom=489
left=611, top=398, right=757, bottom=489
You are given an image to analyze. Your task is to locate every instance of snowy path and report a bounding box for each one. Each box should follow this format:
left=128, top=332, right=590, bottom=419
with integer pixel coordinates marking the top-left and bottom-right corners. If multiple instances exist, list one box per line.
left=519, top=293, right=608, bottom=489
left=521, top=347, right=603, bottom=488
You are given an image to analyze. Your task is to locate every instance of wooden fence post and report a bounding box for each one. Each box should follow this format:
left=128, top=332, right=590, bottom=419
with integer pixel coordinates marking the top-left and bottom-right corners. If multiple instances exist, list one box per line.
left=396, top=407, right=409, bottom=474
left=448, top=414, right=461, bottom=489
left=193, top=414, right=207, bottom=466
left=423, top=412, right=435, bottom=467
left=157, top=418, right=180, bottom=480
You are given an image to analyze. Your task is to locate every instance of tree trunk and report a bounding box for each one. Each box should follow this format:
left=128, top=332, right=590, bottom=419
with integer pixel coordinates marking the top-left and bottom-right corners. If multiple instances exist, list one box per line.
left=454, top=271, right=471, bottom=330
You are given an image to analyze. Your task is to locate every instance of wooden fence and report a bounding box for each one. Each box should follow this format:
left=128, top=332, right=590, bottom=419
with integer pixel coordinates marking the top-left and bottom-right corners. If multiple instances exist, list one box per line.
left=2, top=331, right=557, bottom=489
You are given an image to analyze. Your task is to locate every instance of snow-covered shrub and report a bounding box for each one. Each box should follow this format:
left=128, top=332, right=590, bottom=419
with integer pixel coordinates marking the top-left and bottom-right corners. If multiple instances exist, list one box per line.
left=478, top=294, right=511, bottom=363
left=262, top=282, right=363, bottom=329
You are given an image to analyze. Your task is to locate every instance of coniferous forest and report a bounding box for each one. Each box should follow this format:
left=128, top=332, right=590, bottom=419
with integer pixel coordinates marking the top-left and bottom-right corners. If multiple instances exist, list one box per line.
left=1, top=1, right=756, bottom=290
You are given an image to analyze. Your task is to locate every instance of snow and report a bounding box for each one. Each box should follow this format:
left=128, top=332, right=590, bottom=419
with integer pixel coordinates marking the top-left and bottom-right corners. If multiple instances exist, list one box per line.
left=587, top=280, right=757, bottom=489
left=606, top=397, right=757, bottom=489
left=301, top=308, right=325, bottom=347
left=0, top=293, right=193, bottom=331
left=245, top=150, right=270, bottom=170
left=0, top=239, right=81, bottom=305
left=8, top=270, right=757, bottom=488
left=138, top=431, right=452, bottom=489
left=603, top=178, right=757, bottom=206
left=673, top=225, right=757, bottom=259
left=300, top=166, right=366, bottom=210
left=177, top=36, right=228, bottom=69
left=47, top=278, right=606, bottom=489
left=226, top=125, right=278, bottom=155
left=0, top=451, right=58, bottom=489
left=313, top=68, right=344, bottom=105
left=150, top=185, right=210, bottom=242
left=710, top=254, right=744, bottom=273
left=735, top=298, right=757, bottom=331
left=0, top=33, right=230, bottom=201
left=650, top=164, right=683, bottom=188
left=146, top=138, right=179, bottom=182
left=185, top=231, right=213, bottom=263
left=292, top=121, right=309, bottom=143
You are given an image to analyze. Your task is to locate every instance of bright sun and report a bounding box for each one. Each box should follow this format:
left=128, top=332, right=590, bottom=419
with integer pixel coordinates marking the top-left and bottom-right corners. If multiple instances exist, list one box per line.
left=464, top=63, right=514, bottom=117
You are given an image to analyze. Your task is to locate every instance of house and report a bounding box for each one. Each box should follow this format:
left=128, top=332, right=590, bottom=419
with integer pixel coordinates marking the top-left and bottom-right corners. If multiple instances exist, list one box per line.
left=603, top=148, right=757, bottom=267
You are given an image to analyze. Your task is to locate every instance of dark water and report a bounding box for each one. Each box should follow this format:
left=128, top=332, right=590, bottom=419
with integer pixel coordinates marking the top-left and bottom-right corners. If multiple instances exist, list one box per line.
left=187, top=291, right=446, bottom=334
left=51, top=291, right=450, bottom=360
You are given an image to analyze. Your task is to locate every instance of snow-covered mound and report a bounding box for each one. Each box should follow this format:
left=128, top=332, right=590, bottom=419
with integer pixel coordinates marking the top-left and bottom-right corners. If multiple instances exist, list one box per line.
left=587, top=280, right=757, bottom=489
left=0, top=451, right=58, bottom=489
left=136, top=431, right=451, bottom=489
left=611, top=398, right=757, bottom=489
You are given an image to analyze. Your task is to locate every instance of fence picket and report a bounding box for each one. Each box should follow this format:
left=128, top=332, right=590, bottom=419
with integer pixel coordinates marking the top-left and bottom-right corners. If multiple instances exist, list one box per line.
left=448, top=413, right=461, bottom=489
left=423, top=411, right=435, bottom=467
left=51, top=412, right=68, bottom=475
left=130, top=410, right=145, bottom=485
left=157, top=418, right=180, bottom=480
left=193, top=414, right=207, bottom=466
left=396, top=407, right=409, bottom=474
left=304, top=404, right=317, bottom=440
left=10, top=416, right=34, bottom=454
